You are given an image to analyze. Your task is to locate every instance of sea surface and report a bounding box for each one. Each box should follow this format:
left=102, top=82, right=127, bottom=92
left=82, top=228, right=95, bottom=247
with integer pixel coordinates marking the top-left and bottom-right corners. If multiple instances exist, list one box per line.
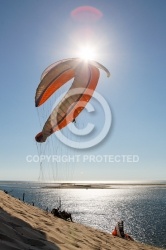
left=0, top=181, right=166, bottom=249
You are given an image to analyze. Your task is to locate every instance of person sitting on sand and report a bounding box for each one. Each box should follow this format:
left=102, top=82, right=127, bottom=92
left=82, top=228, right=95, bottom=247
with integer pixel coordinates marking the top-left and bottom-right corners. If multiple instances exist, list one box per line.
left=112, top=220, right=134, bottom=241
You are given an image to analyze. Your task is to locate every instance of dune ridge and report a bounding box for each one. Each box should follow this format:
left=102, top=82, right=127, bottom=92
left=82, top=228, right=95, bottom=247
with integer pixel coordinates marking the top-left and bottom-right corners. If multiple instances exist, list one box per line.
left=0, top=191, right=162, bottom=250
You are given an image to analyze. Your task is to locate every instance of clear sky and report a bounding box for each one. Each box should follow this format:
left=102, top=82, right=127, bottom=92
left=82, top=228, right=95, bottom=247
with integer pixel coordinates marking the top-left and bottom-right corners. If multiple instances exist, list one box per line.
left=0, top=0, right=166, bottom=182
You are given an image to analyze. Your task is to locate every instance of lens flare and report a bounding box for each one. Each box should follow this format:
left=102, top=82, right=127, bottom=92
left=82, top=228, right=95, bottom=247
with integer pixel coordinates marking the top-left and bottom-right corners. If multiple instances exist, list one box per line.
left=71, top=6, right=103, bottom=22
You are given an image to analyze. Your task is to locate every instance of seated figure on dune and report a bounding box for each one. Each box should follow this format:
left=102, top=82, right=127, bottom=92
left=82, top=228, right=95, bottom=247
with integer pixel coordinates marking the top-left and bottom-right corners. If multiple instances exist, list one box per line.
left=112, top=220, right=134, bottom=241
left=51, top=208, right=73, bottom=222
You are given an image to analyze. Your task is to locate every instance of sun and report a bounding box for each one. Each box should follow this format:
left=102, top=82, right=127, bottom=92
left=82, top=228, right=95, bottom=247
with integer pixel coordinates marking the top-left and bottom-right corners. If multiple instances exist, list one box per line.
left=78, top=45, right=96, bottom=61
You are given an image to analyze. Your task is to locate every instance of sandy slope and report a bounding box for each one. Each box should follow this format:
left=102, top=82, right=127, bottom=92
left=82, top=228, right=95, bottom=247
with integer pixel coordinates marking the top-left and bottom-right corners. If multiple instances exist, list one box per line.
left=0, top=191, right=162, bottom=250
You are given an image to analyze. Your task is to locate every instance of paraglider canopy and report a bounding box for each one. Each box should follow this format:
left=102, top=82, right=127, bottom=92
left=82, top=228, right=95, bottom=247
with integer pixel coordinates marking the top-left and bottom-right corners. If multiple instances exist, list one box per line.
left=35, top=58, right=110, bottom=143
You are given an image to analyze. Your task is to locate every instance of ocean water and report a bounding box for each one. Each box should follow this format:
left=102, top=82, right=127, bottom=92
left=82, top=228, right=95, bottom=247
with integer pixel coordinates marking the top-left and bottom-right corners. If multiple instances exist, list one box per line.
left=0, top=181, right=166, bottom=249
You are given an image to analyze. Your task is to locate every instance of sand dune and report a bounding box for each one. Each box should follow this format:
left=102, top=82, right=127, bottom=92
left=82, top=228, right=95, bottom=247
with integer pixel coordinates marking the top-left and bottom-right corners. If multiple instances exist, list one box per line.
left=0, top=191, right=162, bottom=250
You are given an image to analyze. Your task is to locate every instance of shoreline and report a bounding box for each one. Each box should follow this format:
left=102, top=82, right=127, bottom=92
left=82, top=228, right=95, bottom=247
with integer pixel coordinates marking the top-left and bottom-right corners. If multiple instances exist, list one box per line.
left=0, top=190, right=163, bottom=250
left=42, top=183, right=166, bottom=189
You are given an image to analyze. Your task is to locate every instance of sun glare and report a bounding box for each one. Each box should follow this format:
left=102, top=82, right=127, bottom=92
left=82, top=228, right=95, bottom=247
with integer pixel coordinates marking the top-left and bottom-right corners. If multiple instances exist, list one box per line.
left=78, top=45, right=96, bottom=61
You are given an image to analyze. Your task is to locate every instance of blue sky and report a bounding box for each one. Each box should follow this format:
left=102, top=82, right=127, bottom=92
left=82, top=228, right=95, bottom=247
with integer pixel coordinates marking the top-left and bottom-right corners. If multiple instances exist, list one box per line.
left=0, top=0, right=166, bottom=182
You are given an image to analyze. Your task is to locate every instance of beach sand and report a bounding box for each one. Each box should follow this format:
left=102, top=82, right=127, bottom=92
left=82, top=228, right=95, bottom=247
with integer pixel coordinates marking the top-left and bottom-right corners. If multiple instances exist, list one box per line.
left=0, top=190, right=162, bottom=250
